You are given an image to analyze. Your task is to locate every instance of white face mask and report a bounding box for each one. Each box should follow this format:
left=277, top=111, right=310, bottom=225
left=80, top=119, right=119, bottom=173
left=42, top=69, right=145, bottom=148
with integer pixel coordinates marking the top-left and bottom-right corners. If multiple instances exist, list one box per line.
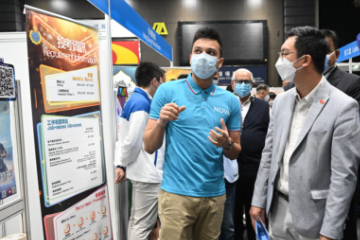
left=264, top=94, right=270, bottom=102
left=275, top=55, right=305, bottom=82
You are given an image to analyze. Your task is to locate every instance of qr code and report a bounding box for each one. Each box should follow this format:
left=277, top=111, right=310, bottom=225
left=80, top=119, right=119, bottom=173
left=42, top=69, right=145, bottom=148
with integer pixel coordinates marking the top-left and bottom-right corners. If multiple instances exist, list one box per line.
left=1, top=190, right=6, bottom=199
left=12, top=186, right=16, bottom=194
left=0, top=65, right=15, bottom=98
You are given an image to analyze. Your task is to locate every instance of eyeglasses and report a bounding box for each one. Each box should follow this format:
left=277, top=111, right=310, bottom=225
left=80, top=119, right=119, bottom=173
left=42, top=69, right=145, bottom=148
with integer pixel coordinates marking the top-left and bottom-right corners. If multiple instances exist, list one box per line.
left=278, top=51, right=297, bottom=59
left=234, top=79, right=251, bottom=84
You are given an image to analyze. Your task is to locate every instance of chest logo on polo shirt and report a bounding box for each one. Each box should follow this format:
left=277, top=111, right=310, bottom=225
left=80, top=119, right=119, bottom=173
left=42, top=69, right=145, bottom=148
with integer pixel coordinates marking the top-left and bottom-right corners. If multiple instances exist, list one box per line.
left=214, top=107, right=230, bottom=116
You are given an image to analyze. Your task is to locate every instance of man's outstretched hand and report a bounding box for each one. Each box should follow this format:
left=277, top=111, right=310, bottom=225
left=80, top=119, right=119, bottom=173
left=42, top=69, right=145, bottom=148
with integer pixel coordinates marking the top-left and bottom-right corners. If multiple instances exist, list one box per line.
left=208, top=119, right=231, bottom=148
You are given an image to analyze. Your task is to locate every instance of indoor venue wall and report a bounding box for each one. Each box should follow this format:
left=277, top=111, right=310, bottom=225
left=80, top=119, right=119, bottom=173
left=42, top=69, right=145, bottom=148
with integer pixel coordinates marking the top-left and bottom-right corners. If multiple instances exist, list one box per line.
left=21, top=0, right=284, bottom=86
left=319, top=0, right=360, bottom=63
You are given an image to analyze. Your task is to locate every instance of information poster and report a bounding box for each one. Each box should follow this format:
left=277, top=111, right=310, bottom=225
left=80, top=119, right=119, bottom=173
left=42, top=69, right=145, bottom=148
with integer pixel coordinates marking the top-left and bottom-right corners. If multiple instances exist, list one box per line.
left=53, top=184, right=112, bottom=240
left=0, top=101, right=17, bottom=200
left=26, top=7, right=110, bottom=239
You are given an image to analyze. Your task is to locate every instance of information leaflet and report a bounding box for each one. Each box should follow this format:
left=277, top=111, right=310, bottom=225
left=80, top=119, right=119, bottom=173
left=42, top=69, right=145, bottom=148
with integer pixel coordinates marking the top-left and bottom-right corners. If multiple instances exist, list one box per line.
left=53, top=184, right=112, bottom=240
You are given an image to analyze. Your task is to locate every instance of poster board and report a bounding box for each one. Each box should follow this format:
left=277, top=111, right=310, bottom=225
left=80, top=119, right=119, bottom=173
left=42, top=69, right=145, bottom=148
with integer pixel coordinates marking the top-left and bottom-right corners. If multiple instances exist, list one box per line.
left=25, top=7, right=112, bottom=239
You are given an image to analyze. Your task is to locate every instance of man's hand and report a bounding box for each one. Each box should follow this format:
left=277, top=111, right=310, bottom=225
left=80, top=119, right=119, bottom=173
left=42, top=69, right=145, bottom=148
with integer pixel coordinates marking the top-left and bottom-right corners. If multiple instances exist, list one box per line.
left=250, top=206, right=266, bottom=231
left=208, top=119, right=230, bottom=148
left=158, top=103, right=186, bottom=127
left=114, top=167, right=126, bottom=184
left=320, top=236, right=334, bottom=240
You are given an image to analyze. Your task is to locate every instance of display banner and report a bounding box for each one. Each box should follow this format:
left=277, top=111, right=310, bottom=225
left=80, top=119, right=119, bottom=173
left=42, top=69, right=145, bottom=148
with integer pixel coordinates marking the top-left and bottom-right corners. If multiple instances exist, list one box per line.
left=0, top=101, right=17, bottom=200
left=218, top=66, right=267, bottom=85
left=162, top=68, right=192, bottom=82
left=25, top=7, right=110, bottom=238
left=88, top=0, right=173, bottom=61
left=337, top=41, right=360, bottom=63
left=113, top=66, right=137, bottom=96
left=112, top=40, right=140, bottom=65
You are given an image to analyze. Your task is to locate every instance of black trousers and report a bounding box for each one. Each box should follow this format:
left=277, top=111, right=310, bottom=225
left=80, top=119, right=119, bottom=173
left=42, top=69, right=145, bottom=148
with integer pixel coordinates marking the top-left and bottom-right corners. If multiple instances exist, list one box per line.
left=234, top=170, right=257, bottom=240
left=342, top=180, right=359, bottom=240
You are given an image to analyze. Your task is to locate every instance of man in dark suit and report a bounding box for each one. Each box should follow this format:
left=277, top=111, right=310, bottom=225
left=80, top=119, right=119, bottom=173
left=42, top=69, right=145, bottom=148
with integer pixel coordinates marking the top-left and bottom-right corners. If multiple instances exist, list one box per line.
left=320, top=28, right=360, bottom=240
left=231, top=68, right=270, bottom=240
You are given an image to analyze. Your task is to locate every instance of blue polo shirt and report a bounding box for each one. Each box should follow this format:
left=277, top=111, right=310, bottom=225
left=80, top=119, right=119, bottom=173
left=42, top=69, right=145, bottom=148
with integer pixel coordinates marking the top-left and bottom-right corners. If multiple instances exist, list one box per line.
left=150, top=74, right=241, bottom=197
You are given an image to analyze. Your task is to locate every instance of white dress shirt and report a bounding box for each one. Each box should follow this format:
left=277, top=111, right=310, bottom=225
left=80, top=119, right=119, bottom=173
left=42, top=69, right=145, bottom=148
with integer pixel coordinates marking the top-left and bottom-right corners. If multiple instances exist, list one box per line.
left=277, top=78, right=325, bottom=194
left=240, top=95, right=253, bottom=122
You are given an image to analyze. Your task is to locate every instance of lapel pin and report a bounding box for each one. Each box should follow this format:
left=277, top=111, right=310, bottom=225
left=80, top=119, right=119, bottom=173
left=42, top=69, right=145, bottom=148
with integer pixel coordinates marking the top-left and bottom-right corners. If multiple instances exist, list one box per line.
left=320, top=99, right=325, bottom=104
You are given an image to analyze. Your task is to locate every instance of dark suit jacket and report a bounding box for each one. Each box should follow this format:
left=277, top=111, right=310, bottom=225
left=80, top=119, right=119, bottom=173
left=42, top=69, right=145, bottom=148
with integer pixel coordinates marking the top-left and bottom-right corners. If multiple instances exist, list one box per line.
left=327, top=66, right=360, bottom=105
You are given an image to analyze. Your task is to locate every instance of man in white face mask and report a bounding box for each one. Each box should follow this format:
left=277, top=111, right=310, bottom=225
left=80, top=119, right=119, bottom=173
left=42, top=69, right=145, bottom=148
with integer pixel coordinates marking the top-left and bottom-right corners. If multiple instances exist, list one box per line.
left=320, top=28, right=360, bottom=240
left=250, top=26, right=360, bottom=240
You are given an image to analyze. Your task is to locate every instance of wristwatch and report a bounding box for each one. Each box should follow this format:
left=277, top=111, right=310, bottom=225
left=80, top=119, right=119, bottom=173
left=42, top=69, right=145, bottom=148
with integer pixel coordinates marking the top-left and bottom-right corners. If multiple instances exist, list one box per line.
left=223, top=138, right=234, bottom=150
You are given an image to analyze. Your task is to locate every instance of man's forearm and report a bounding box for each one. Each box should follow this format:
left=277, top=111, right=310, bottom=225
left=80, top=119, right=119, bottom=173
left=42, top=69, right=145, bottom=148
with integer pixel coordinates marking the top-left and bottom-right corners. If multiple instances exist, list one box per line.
left=143, top=120, right=166, bottom=154
left=223, top=143, right=241, bottom=160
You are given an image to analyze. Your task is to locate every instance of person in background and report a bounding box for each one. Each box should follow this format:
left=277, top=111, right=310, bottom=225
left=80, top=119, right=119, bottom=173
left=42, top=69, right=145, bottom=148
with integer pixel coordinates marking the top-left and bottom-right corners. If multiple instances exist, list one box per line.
left=268, top=92, right=277, bottom=108
left=143, top=27, right=241, bottom=240
left=177, top=74, right=188, bottom=80
left=114, top=62, right=165, bottom=240
left=226, top=84, right=234, bottom=93
left=231, top=68, right=270, bottom=240
left=250, top=26, right=360, bottom=240
left=283, top=80, right=295, bottom=91
left=320, top=28, right=360, bottom=240
left=219, top=85, right=241, bottom=240
left=255, top=84, right=270, bottom=101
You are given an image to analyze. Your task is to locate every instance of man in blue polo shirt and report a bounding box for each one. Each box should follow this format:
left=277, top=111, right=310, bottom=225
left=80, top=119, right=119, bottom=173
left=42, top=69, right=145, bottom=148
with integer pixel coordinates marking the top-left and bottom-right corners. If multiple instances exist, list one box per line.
left=143, top=28, right=241, bottom=240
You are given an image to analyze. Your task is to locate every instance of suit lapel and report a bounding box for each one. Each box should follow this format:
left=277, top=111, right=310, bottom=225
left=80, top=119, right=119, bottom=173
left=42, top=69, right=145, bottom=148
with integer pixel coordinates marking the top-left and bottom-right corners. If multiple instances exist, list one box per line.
left=278, top=90, right=296, bottom=160
left=292, top=79, right=331, bottom=154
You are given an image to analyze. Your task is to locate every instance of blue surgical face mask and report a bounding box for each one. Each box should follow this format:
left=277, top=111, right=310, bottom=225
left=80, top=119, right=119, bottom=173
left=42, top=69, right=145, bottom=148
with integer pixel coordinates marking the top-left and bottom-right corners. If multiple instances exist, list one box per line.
left=324, top=51, right=335, bottom=73
left=191, top=52, right=218, bottom=79
left=235, top=83, right=252, bottom=98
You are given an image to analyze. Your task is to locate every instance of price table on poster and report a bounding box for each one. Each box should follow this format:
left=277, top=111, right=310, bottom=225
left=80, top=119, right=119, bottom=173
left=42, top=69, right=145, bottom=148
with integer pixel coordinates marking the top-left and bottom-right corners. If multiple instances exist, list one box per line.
left=41, top=115, right=103, bottom=206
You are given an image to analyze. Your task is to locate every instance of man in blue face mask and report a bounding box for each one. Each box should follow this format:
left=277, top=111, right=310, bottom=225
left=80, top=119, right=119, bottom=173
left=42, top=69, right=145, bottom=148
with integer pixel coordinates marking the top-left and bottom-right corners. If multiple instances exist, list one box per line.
left=320, top=29, right=360, bottom=240
left=230, top=69, right=270, bottom=240
left=143, top=28, right=242, bottom=240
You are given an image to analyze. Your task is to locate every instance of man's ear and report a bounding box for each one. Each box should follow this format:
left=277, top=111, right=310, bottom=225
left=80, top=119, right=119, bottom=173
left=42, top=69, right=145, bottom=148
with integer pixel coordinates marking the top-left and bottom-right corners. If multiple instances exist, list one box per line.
left=189, top=54, right=192, bottom=65
left=151, top=77, right=157, bottom=85
left=302, top=55, right=312, bottom=67
left=217, top=58, right=224, bottom=69
left=335, top=49, right=340, bottom=61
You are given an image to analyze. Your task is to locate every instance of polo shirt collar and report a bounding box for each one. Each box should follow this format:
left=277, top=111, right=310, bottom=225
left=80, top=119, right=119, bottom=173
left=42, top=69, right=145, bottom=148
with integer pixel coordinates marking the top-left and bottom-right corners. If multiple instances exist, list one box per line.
left=135, top=87, right=152, bottom=103
left=186, top=73, right=216, bottom=95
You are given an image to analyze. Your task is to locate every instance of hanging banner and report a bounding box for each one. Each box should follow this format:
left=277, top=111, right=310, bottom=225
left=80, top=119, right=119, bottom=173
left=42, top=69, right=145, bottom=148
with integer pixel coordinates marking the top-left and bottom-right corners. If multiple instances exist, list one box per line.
left=218, top=66, right=267, bottom=85
left=337, top=41, right=360, bottom=63
left=88, top=0, right=173, bottom=61
left=25, top=6, right=110, bottom=238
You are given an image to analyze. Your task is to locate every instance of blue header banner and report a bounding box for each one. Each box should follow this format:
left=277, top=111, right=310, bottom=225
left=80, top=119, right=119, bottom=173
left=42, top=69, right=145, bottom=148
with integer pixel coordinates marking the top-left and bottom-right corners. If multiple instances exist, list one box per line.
left=88, top=0, right=173, bottom=62
left=337, top=41, right=360, bottom=63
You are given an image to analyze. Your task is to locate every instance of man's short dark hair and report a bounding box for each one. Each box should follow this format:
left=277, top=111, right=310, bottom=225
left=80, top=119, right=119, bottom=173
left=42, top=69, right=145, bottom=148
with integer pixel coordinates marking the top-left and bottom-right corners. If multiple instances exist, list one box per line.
left=269, top=92, right=277, bottom=100
left=192, top=28, right=223, bottom=57
left=286, top=26, right=330, bottom=74
left=256, top=84, right=269, bottom=93
left=320, top=29, right=339, bottom=50
left=135, top=62, right=163, bottom=87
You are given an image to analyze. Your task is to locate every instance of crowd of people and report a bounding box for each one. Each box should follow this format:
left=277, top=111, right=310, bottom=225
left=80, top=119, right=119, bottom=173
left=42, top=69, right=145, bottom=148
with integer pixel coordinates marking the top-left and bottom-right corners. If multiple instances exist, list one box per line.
left=114, top=26, right=360, bottom=240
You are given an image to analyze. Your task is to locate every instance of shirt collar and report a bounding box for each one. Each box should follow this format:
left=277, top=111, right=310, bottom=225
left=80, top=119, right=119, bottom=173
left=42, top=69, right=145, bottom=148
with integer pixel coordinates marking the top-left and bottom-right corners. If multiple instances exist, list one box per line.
left=294, top=77, right=325, bottom=106
left=135, top=87, right=152, bottom=103
left=186, top=73, right=216, bottom=95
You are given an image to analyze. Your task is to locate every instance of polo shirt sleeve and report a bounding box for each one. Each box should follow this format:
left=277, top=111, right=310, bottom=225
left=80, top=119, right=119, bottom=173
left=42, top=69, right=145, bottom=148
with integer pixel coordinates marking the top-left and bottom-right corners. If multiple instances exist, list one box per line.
left=149, top=84, right=169, bottom=120
left=227, top=97, right=241, bottom=132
